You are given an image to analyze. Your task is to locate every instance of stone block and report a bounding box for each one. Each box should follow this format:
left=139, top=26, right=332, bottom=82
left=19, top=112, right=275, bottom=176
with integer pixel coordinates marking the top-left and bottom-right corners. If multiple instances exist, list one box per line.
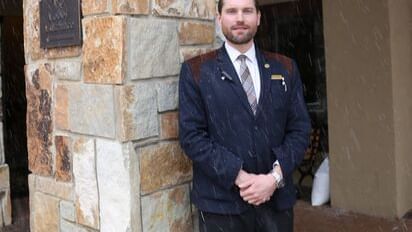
left=0, top=190, right=11, bottom=226
left=0, top=167, right=10, bottom=226
left=55, top=136, right=72, bottom=182
left=26, top=64, right=53, bottom=176
left=81, top=0, right=109, bottom=15
left=55, top=85, right=69, bottom=130
left=152, top=0, right=215, bottom=20
left=116, top=83, right=158, bottom=141
left=128, top=18, right=180, bottom=79
left=83, top=16, right=126, bottom=84
left=138, top=142, right=192, bottom=194
left=160, top=112, right=179, bottom=139
left=157, top=79, right=179, bottom=112
left=180, top=47, right=212, bottom=62
left=73, top=138, right=99, bottom=229
left=31, top=191, right=60, bottom=232
left=60, top=200, right=75, bottom=222
left=53, top=60, right=82, bottom=81
left=60, top=220, right=77, bottom=232
left=34, top=175, right=74, bottom=201
left=141, top=184, right=192, bottom=232
left=0, top=164, right=9, bottom=190
left=69, top=84, right=116, bottom=138
left=96, top=140, right=141, bottom=232
left=60, top=219, right=94, bottom=232
left=179, top=22, right=214, bottom=45
left=24, top=0, right=81, bottom=62
left=112, top=0, right=149, bottom=15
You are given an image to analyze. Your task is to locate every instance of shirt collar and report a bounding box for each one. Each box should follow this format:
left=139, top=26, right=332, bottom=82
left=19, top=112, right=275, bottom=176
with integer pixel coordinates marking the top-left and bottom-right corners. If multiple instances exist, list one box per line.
left=224, top=42, right=256, bottom=64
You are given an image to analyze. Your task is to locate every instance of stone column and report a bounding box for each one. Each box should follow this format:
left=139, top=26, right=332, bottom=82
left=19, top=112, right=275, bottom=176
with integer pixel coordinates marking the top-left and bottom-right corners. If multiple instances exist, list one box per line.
left=24, top=0, right=216, bottom=231
left=323, top=0, right=412, bottom=218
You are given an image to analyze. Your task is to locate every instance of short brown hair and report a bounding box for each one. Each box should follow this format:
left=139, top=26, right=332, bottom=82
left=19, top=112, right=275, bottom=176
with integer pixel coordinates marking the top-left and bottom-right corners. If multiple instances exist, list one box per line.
left=217, top=0, right=260, bottom=14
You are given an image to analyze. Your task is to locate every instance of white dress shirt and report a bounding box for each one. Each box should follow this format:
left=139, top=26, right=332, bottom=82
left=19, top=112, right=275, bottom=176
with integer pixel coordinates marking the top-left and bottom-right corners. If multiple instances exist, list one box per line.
left=225, top=42, right=261, bottom=103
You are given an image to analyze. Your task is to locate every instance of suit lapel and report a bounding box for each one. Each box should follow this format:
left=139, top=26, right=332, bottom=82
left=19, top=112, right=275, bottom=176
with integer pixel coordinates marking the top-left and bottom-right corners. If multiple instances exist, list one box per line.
left=255, top=47, right=272, bottom=118
left=217, top=46, right=254, bottom=115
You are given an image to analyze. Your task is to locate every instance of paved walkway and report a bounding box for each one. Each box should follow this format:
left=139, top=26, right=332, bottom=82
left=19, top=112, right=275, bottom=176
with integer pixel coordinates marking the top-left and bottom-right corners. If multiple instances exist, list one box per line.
left=1, top=198, right=411, bottom=231
left=295, top=201, right=412, bottom=232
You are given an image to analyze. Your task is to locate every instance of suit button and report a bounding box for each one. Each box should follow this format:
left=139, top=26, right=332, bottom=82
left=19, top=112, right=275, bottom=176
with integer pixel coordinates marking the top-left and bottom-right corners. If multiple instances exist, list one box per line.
left=254, top=126, right=258, bottom=131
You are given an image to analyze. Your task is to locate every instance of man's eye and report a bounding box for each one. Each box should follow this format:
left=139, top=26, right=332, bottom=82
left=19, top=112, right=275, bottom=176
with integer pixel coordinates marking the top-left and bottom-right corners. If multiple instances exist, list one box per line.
left=226, top=9, right=237, bottom=14
left=244, top=8, right=254, bottom=13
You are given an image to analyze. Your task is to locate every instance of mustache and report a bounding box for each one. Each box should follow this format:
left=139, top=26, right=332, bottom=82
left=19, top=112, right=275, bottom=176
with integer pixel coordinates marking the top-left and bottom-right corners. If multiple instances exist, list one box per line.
left=231, top=23, right=249, bottom=30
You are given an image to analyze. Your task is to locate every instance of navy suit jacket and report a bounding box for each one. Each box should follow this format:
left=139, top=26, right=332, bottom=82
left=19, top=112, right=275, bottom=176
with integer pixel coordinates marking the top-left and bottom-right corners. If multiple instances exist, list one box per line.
left=179, top=44, right=311, bottom=214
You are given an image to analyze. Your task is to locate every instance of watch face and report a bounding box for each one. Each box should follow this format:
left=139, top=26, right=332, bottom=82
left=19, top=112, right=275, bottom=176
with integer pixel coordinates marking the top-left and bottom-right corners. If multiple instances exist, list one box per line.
left=277, top=179, right=285, bottom=188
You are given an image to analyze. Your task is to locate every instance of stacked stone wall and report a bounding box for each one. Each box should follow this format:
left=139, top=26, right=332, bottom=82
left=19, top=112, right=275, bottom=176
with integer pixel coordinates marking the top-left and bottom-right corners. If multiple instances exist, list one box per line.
left=24, top=0, right=216, bottom=231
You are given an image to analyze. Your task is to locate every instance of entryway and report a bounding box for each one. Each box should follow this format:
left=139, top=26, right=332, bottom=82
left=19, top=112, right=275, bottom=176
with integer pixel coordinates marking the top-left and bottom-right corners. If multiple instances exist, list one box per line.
left=255, top=0, right=329, bottom=202
left=1, top=0, right=30, bottom=231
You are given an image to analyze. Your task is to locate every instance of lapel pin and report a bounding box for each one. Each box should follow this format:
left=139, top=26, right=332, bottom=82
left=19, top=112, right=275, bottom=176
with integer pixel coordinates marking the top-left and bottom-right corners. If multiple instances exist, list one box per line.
left=221, top=71, right=233, bottom=81
left=264, top=64, right=270, bottom=69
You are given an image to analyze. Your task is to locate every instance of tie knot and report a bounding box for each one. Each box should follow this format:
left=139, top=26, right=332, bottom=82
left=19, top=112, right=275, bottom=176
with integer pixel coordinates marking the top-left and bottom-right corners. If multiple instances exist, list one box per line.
left=238, top=54, right=247, bottom=62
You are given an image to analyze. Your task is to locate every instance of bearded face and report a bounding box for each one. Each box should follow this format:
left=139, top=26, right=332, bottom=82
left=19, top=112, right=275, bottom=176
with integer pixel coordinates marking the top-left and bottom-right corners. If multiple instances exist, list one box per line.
left=218, top=0, right=260, bottom=47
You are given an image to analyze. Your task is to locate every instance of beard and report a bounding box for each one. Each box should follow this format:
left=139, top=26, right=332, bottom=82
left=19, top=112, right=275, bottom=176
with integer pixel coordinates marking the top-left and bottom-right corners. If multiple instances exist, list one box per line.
left=222, top=24, right=257, bottom=45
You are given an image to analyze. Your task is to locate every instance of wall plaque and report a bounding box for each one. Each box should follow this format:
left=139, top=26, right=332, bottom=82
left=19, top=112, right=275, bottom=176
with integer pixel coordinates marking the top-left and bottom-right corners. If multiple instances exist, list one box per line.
left=40, top=0, right=81, bottom=48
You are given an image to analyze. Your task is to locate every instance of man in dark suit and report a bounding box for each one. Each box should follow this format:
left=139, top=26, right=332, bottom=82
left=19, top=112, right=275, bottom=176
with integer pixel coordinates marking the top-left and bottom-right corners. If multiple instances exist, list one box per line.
left=178, top=0, right=311, bottom=230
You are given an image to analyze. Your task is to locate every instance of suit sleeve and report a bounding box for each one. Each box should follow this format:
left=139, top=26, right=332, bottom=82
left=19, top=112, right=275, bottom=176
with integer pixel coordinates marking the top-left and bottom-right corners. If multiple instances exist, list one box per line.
left=178, top=62, right=243, bottom=190
left=272, top=60, right=311, bottom=178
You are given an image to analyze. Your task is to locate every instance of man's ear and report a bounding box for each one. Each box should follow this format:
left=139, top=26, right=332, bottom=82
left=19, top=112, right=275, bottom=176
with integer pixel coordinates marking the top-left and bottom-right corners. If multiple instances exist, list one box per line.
left=216, top=13, right=222, bottom=26
left=257, top=11, right=261, bottom=26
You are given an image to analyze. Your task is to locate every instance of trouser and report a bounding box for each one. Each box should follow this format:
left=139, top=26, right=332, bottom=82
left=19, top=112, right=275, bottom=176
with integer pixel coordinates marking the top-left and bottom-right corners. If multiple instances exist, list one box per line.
left=199, top=206, right=294, bottom=232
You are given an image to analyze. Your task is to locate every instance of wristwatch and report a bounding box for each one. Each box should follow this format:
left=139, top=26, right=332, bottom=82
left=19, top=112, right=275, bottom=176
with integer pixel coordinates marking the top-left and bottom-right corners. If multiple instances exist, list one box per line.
left=270, top=164, right=285, bottom=188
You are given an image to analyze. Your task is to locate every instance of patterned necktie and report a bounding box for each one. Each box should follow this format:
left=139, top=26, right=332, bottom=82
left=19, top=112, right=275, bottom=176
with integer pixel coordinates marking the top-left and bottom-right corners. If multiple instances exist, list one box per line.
left=238, top=55, right=257, bottom=114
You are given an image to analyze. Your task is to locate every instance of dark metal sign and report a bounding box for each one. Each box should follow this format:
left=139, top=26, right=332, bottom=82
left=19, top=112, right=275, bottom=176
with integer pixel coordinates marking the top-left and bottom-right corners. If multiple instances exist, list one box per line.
left=40, top=0, right=81, bottom=48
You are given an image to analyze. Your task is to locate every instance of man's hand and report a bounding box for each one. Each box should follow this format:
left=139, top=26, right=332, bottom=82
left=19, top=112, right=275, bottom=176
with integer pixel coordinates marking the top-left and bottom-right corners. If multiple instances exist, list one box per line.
left=235, top=169, right=254, bottom=187
left=238, top=174, right=277, bottom=206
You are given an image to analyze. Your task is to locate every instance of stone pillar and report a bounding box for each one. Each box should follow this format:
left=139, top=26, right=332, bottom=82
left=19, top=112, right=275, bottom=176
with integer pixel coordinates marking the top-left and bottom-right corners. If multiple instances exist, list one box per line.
left=24, top=0, right=215, bottom=231
left=323, top=0, right=412, bottom=218
left=0, top=23, right=12, bottom=227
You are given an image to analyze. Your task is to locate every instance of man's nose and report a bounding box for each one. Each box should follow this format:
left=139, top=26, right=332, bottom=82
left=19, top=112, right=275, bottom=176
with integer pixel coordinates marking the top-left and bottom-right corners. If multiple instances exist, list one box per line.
left=236, top=12, right=244, bottom=22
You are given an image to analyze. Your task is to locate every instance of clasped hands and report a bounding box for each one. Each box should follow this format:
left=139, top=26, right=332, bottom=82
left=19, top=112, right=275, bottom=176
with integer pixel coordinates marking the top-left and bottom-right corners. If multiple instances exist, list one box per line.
left=235, top=169, right=277, bottom=206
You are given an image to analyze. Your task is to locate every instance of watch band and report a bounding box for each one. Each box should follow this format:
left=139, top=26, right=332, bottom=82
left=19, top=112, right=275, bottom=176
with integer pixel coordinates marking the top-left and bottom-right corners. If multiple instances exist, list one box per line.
left=270, top=164, right=285, bottom=188
left=270, top=170, right=284, bottom=188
